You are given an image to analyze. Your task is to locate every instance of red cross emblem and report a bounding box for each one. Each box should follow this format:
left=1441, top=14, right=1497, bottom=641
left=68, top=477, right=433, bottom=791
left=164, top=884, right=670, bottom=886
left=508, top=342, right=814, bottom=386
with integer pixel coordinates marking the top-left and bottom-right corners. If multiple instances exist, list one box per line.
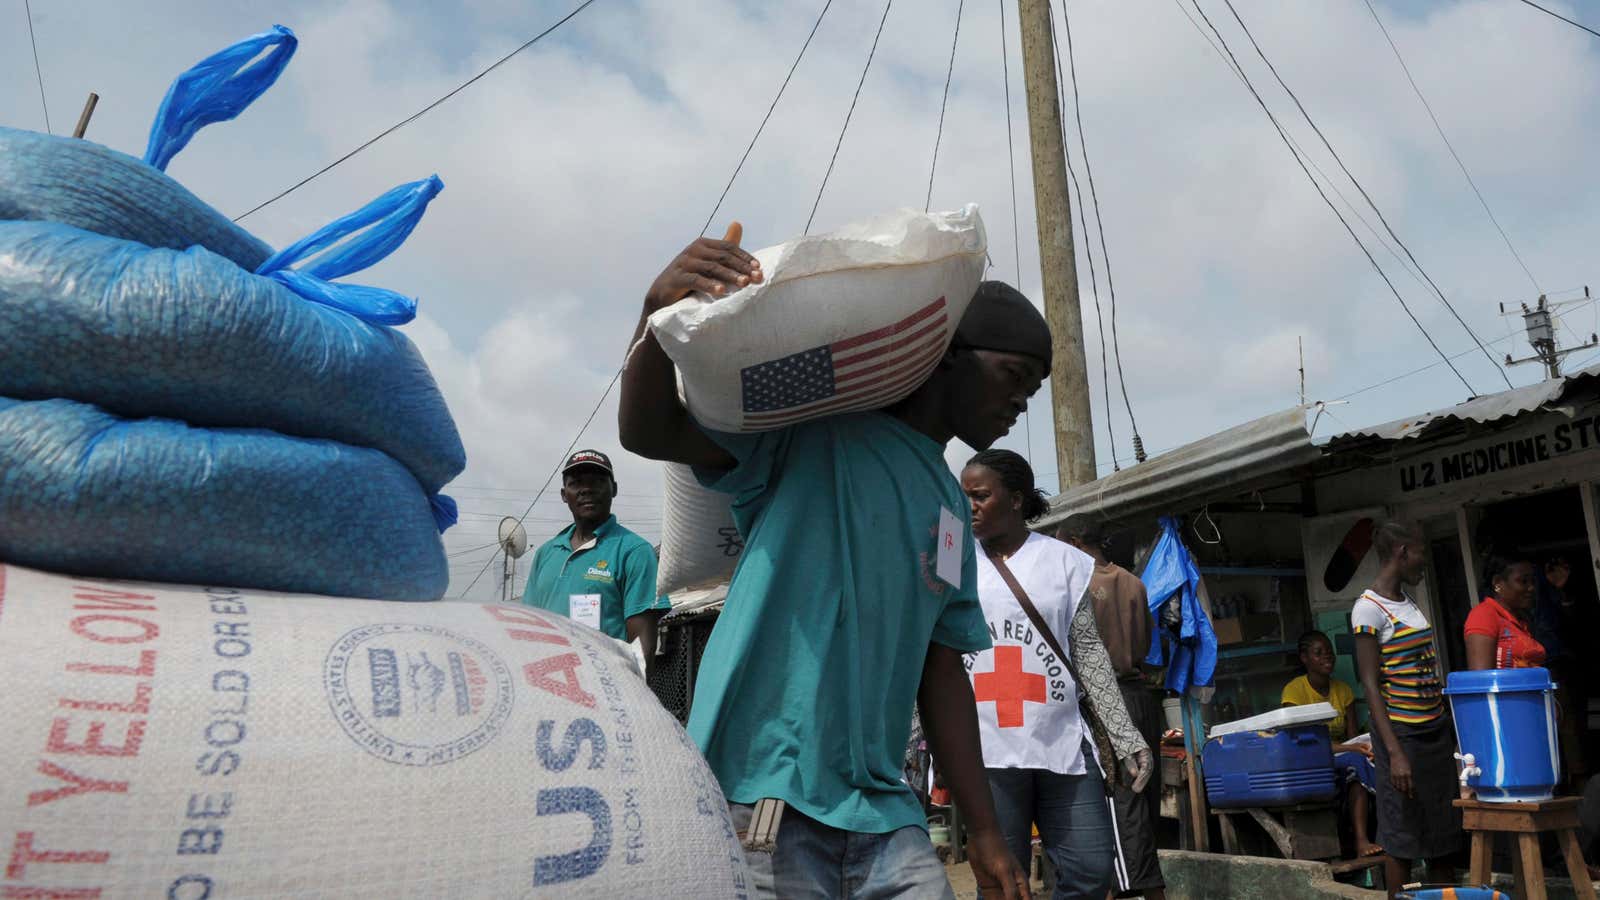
left=973, top=645, right=1047, bottom=728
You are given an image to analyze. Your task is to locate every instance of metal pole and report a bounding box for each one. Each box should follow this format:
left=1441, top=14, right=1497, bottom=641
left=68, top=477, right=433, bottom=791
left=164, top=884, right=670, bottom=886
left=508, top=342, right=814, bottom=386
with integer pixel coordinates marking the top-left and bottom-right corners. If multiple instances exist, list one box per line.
left=71, top=92, right=98, bottom=139
left=1016, top=0, right=1096, bottom=488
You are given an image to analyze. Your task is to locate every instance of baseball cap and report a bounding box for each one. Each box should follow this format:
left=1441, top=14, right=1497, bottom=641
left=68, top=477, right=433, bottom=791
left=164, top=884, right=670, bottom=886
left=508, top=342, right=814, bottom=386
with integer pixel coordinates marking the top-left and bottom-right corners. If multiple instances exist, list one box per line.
left=562, top=449, right=614, bottom=477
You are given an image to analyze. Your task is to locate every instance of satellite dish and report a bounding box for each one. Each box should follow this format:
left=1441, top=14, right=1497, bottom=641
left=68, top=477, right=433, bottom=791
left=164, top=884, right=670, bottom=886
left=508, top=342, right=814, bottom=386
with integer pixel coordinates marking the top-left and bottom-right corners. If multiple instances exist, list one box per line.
left=499, top=517, right=529, bottom=559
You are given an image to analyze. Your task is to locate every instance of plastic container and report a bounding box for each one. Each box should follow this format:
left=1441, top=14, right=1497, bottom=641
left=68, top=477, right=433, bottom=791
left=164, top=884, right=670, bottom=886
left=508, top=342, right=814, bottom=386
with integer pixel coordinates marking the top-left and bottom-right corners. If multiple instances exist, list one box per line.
left=1445, top=667, right=1561, bottom=803
left=1396, top=889, right=1509, bottom=899
left=1202, top=723, right=1337, bottom=808
left=1163, top=697, right=1184, bottom=732
left=1209, top=702, right=1336, bottom=739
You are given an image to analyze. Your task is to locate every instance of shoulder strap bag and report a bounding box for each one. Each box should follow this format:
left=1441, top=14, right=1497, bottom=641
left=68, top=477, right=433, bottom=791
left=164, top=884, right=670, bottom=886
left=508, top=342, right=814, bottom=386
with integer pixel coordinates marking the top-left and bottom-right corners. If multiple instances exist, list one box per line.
left=989, top=554, right=1118, bottom=797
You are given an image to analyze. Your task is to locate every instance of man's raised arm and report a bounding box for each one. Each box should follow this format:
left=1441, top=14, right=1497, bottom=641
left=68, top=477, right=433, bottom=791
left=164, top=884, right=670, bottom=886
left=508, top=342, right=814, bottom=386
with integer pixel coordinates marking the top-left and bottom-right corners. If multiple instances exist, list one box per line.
left=618, top=224, right=761, bottom=471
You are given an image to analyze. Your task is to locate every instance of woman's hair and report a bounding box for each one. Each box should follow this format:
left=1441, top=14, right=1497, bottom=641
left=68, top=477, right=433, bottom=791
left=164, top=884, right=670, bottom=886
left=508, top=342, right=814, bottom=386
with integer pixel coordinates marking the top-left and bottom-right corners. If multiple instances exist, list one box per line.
left=1296, top=630, right=1332, bottom=673
left=1482, top=551, right=1534, bottom=591
left=965, top=449, right=1050, bottom=521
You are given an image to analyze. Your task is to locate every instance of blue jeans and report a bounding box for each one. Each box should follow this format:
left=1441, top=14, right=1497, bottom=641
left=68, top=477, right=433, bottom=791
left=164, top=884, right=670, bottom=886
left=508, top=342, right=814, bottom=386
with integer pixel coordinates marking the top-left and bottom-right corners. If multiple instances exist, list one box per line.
left=983, top=765, right=1115, bottom=900
left=729, top=803, right=954, bottom=899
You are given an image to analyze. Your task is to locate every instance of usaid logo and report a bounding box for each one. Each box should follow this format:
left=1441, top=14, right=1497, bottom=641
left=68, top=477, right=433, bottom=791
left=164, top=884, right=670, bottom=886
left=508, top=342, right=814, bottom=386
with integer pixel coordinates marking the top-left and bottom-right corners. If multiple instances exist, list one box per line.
left=325, top=623, right=514, bottom=767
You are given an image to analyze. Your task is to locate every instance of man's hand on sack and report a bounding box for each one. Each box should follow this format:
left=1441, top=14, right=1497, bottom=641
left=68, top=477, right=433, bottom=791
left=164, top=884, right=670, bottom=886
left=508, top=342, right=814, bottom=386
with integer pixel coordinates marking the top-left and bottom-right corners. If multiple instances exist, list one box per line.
left=644, top=223, right=763, bottom=313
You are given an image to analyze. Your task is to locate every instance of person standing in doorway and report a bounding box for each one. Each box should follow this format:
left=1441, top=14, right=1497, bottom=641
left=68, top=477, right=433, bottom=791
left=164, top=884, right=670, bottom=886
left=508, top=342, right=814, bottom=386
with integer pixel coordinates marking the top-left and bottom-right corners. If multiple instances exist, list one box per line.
left=1056, top=514, right=1166, bottom=900
left=1464, top=553, right=1546, bottom=671
left=1352, top=520, right=1461, bottom=899
left=522, top=449, right=668, bottom=670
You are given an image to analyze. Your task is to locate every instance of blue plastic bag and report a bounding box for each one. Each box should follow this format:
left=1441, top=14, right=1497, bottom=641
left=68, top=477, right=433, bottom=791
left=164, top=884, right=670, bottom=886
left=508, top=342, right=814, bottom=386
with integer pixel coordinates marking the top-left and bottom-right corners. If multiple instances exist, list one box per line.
left=144, top=25, right=298, bottom=171
left=0, top=396, right=447, bottom=601
left=0, top=221, right=465, bottom=495
left=0, top=127, right=271, bottom=268
left=1141, top=516, right=1218, bottom=692
left=256, top=175, right=445, bottom=325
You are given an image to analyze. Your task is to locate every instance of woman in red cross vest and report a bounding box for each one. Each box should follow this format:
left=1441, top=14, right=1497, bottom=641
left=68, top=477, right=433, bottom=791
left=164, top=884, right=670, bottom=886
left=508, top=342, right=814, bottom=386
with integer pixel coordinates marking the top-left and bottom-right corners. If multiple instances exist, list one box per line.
left=960, top=450, right=1151, bottom=900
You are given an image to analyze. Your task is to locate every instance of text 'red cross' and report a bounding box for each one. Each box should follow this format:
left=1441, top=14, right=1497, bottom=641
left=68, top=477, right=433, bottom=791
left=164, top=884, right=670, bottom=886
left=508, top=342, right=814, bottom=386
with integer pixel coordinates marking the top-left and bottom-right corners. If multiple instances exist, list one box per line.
left=973, top=645, right=1046, bottom=728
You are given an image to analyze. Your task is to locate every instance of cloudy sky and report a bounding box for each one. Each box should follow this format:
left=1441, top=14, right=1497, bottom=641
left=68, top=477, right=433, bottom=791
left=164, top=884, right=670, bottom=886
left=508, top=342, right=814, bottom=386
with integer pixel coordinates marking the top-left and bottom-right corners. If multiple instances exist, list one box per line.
left=6, top=0, right=1599, bottom=601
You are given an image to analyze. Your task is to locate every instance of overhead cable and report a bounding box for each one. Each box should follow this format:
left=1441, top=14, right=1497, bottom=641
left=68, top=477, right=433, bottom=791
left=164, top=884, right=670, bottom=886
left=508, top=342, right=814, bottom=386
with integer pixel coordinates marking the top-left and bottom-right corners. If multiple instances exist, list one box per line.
left=703, top=0, right=835, bottom=236
left=926, top=0, right=967, bottom=212
left=234, top=0, right=599, bottom=222
left=998, top=1, right=1025, bottom=282
left=457, top=12, right=847, bottom=598
left=1189, top=0, right=1476, bottom=396
left=998, top=0, right=1031, bottom=464
left=1170, top=0, right=1443, bottom=297
left=24, top=0, right=50, bottom=134
left=1362, top=0, right=1541, bottom=293
left=1220, top=0, right=1512, bottom=390
left=1045, top=11, right=1120, bottom=471
left=1515, top=0, right=1600, bottom=40
left=806, top=0, right=895, bottom=234
left=1057, top=0, right=1147, bottom=462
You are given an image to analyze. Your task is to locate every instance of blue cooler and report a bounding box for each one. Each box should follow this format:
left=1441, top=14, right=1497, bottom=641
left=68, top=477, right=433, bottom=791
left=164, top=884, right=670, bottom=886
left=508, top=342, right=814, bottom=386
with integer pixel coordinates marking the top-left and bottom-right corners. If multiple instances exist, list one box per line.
left=1444, top=667, right=1561, bottom=803
left=1396, top=889, right=1509, bottom=899
left=1202, top=724, right=1338, bottom=808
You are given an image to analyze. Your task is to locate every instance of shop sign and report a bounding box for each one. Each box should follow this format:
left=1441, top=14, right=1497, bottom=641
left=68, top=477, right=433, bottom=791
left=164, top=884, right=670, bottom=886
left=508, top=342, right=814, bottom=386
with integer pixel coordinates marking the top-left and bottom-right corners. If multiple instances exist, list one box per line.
left=1396, top=413, right=1600, bottom=493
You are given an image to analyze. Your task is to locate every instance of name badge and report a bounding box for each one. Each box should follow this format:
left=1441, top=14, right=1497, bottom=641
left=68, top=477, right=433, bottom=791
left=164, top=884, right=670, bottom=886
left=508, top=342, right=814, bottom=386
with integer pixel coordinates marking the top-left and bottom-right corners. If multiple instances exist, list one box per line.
left=569, top=593, right=602, bottom=630
left=936, top=506, right=962, bottom=588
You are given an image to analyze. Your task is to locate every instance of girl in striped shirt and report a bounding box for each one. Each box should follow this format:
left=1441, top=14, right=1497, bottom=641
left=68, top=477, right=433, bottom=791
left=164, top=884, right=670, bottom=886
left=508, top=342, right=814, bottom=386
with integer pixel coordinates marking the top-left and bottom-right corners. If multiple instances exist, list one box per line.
left=1352, top=521, right=1461, bottom=900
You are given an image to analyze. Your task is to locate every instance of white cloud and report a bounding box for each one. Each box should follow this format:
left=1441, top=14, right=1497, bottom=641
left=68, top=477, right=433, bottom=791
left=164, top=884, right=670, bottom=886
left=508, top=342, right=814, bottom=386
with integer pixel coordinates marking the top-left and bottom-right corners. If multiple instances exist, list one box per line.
left=7, top=0, right=1600, bottom=600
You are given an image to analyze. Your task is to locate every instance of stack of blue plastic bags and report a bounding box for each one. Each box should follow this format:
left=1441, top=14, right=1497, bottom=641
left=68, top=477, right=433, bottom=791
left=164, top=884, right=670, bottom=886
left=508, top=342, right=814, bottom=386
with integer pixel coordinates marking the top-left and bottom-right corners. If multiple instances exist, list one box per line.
left=0, top=26, right=464, bottom=600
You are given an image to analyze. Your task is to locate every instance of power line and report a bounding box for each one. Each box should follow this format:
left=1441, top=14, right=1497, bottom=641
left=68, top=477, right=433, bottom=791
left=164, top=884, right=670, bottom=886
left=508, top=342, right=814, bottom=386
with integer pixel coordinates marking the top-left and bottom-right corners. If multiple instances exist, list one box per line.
left=806, top=0, right=894, bottom=234
left=1046, top=12, right=1120, bottom=471
left=1333, top=295, right=1598, bottom=401
left=448, top=541, right=502, bottom=558
left=1169, top=0, right=1448, bottom=300
left=1218, top=0, right=1512, bottom=390
left=1189, top=0, right=1476, bottom=396
left=1057, top=0, right=1147, bottom=463
left=926, top=0, right=966, bottom=211
left=999, top=0, right=1033, bottom=467
left=23, top=0, right=50, bottom=134
left=233, top=0, right=598, bottom=222
left=1362, top=0, right=1541, bottom=294
left=1515, top=0, right=1600, bottom=40
left=998, top=0, right=1024, bottom=283
left=701, top=0, right=834, bottom=236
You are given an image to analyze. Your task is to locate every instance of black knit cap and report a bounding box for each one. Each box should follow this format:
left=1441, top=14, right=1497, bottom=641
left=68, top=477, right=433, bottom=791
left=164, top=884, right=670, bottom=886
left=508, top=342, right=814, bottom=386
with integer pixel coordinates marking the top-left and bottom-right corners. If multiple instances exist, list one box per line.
left=952, top=281, right=1053, bottom=375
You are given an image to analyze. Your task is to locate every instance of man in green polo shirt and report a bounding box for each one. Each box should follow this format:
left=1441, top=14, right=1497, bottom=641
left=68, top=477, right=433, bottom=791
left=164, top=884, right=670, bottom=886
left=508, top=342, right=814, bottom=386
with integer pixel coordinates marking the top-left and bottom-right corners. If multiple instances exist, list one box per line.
left=521, top=449, right=668, bottom=668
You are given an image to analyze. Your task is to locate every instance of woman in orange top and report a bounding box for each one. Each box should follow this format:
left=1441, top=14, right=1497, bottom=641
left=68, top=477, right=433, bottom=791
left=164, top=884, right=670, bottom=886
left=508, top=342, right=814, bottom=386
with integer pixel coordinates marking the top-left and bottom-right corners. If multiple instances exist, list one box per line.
left=1464, top=553, right=1547, bottom=670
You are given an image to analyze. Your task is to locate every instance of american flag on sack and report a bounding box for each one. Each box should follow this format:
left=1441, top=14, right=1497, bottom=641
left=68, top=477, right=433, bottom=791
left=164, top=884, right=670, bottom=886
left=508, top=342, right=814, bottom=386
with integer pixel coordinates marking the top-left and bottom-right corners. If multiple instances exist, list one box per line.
left=738, top=296, right=950, bottom=429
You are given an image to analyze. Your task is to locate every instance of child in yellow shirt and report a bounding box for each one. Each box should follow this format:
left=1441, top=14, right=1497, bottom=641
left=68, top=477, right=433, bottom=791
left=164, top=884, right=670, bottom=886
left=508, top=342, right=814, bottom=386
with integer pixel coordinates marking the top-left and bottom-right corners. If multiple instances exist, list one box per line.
left=1283, top=630, right=1380, bottom=857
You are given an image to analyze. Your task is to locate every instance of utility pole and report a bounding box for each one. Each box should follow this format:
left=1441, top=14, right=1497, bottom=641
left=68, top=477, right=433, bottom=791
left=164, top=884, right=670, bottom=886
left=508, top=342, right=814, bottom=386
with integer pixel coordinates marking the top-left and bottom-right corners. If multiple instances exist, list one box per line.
left=1016, top=0, right=1096, bottom=489
left=1501, top=289, right=1598, bottom=380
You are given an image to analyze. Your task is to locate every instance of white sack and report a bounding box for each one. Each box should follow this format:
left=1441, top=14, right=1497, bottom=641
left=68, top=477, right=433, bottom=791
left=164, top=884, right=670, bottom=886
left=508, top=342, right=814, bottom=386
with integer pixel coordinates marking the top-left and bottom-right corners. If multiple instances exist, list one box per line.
left=652, top=206, right=985, bottom=594
left=0, top=563, right=751, bottom=899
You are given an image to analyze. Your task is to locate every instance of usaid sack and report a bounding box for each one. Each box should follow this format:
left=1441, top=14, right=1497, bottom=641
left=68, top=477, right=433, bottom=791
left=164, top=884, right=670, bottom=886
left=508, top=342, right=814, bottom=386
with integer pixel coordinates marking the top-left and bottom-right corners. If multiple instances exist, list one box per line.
left=0, top=564, right=752, bottom=898
left=650, top=207, right=985, bottom=593
left=648, top=205, right=986, bottom=434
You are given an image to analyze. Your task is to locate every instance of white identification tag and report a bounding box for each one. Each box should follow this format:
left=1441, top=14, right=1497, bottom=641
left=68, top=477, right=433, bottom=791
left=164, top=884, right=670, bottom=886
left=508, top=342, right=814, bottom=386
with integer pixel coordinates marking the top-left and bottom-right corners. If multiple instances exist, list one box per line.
left=569, top=594, right=602, bottom=630
left=936, top=506, right=963, bottom=588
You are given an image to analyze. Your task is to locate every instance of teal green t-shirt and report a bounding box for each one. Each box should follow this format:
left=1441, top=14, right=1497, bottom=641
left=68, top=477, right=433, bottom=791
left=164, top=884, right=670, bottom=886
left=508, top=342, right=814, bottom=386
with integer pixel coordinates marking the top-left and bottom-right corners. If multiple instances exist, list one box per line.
left=687, top=412, right=990, bottom=834
left=521, top=515, right=666, bottom=640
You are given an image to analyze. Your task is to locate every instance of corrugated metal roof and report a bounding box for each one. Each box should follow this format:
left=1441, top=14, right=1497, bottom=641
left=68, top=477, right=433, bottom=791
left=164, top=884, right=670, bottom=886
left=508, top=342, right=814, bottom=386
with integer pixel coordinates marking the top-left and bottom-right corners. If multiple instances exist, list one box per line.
left=1035, top=407, right=1320, bottom=529
left=661, top=582, right=728, bottom=621
left=1323, top=363, right=1600, bottom=451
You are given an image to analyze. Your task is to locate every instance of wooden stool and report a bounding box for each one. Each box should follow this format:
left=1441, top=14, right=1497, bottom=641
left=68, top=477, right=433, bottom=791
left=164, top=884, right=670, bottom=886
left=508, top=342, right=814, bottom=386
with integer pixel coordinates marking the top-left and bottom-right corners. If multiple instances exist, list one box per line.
left=1213, top=803, right=1341, bottom=860
left=1454, top=797, right=1597, bottom=900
